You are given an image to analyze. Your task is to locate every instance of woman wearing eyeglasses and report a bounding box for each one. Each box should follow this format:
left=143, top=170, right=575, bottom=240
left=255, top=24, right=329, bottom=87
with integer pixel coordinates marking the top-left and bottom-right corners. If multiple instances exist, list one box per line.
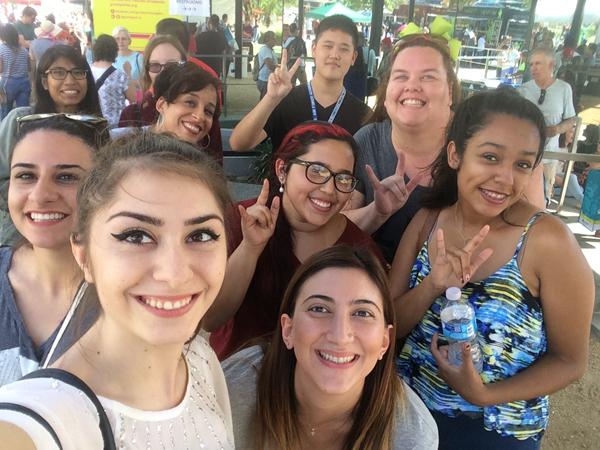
left=0, top=45, right=101, bottom=246
left=118, top=35, right=186, bottom=128
left=205, top=122, right=385, bottom=360
left=0, top=114, right=106, bottom=387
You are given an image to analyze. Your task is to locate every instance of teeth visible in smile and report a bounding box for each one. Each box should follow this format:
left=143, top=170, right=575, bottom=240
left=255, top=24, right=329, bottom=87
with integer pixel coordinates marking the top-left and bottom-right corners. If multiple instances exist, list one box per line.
left=182, top=122, right=200, bottom=134
left=62, top=90, right=78, bottom=95
left=141, top=296, right=193, bottom=310
left=402, top=98, right=425, bottom=106
left=318, top=351, right=356, bottom=364
left=29, top=212, right=66, bottom=221
left=310, top=198, right=331, bottom=208
left=481, top=189, right=507, bottom=200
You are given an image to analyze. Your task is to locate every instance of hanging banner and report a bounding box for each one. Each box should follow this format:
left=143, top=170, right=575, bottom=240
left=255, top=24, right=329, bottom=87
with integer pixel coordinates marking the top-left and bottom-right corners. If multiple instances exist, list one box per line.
left=170, top=0, right=209, bottom=17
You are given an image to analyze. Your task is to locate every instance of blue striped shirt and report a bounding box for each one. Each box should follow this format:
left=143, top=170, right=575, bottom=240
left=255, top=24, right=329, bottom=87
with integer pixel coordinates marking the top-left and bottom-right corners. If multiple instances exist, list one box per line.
left=0, top=44, right=29, bottom=78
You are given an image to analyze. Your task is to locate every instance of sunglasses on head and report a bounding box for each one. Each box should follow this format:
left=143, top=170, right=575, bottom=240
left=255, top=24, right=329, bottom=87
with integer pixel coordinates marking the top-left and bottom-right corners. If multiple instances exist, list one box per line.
left=17, top=113, right=109, bottom=148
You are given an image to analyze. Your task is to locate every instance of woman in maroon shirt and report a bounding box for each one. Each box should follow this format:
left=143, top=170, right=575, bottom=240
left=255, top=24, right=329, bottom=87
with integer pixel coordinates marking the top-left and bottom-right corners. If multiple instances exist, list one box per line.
left=118, top=35, right=223, bottom=162
left=205, top=121, right=385, bottom=359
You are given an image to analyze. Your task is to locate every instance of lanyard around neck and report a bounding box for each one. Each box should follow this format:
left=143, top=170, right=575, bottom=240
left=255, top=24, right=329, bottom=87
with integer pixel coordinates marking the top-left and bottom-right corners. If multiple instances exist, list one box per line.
left=307, top=81, right=346, bottom=123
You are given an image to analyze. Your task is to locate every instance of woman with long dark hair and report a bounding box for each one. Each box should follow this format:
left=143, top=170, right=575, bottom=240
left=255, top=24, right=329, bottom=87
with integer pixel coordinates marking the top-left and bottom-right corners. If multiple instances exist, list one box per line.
left=390, top=90, right=594, bottom=449
left=0, top=24, right=30, bottom=119
left=0, top=44, right=101, bottom=245
left=223, top=246, right=437, bottom=449
left=205, top=121, right=384, bottom=360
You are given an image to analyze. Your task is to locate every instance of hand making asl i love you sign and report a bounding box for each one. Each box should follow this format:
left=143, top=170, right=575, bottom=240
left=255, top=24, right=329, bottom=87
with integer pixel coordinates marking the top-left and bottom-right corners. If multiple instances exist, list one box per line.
left=238, top=179, right=281, bottom=251
left=266, top=49, right=302, bottom=100
left=365, top=152, right=425, bottom=218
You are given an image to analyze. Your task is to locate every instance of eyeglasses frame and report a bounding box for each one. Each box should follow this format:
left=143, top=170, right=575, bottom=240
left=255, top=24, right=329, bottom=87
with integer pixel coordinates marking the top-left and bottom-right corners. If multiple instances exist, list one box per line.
left=288, top=158, right=358, bottom=193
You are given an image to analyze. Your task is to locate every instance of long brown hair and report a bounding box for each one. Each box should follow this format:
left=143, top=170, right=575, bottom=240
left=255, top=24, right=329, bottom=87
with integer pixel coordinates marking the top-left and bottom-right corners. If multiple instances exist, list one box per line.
left=256, top=245, right=402, bottom=450
left=141, top=35, right=187, bottom=92
left=368, top=35, right=461, bottom=124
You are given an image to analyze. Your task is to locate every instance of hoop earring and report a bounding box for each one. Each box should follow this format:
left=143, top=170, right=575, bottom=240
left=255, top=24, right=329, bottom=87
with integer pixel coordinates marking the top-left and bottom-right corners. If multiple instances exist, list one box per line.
left=200, top=134, right=211, bottom=149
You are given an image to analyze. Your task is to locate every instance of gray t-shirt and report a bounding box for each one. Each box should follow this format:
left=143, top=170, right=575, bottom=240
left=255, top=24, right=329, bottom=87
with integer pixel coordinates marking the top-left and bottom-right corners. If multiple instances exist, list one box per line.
left=222, top=345, right=438, bottom=450
left=517, top=79, right=575, bottom=153
left=354, top=120, right=426, bottom=263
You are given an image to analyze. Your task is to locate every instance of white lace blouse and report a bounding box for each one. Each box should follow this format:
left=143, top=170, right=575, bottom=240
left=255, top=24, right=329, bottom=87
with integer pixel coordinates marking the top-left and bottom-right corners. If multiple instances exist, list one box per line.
left=0, top=336, right=234, bottom=450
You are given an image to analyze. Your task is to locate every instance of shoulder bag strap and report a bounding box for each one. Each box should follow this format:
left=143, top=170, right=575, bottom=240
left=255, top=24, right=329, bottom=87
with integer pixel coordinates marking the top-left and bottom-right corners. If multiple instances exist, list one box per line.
left=95, top=66, right=116, bottom=91
left=0, top=402, right=63, bottom=449
left=22, top=368, right=116, bottom=450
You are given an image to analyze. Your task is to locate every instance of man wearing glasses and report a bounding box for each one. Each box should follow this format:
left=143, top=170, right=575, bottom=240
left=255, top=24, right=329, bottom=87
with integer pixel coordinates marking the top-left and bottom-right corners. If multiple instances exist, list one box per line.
left=518, top=47, right=576, bottom=206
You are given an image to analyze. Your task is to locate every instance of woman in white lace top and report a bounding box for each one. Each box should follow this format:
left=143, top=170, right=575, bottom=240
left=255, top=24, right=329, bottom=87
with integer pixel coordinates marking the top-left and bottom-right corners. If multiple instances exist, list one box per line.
left=0, top=132, right=234, bottom=449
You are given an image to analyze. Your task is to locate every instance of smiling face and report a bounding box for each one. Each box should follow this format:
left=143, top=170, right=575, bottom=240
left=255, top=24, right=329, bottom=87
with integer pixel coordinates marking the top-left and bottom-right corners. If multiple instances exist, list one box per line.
left=448, top=114, right=541, bottom=217
left=41, top=57, right=88, bottom=112
left=384, top=46, right=452, bottom=129
left=277, top=139, right=354, bottom=230
left=281, top=267, right=390, bottom=398
left=155, top=86, right=217, bottom=145
left=9, top=130, right=92, bottom=249
left=148, top=43, right=184, bottom=86
left=312, top=29, right=357, bottom=82
left=73, top=170, right=227, bottom=347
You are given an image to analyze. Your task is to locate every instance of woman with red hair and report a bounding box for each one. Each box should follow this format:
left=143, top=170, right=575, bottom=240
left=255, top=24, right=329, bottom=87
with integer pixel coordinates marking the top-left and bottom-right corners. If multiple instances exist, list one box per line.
left=205, top=121, right=384, bottom=359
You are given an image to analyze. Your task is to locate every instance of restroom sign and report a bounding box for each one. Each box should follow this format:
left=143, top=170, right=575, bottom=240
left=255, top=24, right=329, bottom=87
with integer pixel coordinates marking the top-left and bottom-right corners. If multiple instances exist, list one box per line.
left=169, top=0, right=209, bottom=16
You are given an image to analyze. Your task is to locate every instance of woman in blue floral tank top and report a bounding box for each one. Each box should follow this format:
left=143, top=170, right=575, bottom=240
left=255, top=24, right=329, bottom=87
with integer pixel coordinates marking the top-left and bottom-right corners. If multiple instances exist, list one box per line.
left=389, top=90, right=594, bottom=449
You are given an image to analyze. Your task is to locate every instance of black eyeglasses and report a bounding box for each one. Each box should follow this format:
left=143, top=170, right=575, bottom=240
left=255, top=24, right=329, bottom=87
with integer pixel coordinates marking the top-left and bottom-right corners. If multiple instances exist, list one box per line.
left=147, top=60, right=186, bottom=74
left=16, top=113, right=109, bottom=148
left=289, top=158, right=357, bottom=193
left=44, top=68, right=88, bottom=80
left=538, top=89, right=546, bottom=105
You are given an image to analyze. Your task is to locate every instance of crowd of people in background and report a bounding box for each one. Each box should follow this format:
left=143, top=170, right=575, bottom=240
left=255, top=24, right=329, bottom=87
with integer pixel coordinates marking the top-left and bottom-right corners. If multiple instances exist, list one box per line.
left=0, top=5, right=596, bottom=450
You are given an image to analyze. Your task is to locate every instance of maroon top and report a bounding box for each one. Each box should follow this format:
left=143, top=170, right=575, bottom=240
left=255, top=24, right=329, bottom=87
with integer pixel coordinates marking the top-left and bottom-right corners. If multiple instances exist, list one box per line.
left=209, top=198, right=386, bottom=360
left=118, top=92, right=223, bottom=164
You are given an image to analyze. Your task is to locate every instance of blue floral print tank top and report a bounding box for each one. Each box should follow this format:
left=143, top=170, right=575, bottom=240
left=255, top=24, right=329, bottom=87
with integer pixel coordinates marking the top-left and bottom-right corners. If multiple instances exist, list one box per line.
left=396, top=212, right=548, bottom=441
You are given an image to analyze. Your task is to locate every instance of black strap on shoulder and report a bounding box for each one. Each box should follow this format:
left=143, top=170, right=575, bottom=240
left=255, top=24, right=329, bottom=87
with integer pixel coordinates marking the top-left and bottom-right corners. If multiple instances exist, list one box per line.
left=22, top=369, right=116, bottom=450
left=0, top=402, right=63, bottom=449
left=95, top=66, right=116, bottom=91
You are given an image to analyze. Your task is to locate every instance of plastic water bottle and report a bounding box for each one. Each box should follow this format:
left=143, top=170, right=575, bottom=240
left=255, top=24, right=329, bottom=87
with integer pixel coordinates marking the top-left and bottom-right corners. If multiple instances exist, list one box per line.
left=440, top=287, right=483, bottom=372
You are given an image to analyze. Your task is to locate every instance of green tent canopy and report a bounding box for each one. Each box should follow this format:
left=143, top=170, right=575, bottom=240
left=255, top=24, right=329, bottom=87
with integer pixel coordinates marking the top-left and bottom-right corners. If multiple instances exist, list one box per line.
left=306, top=2, right=371, bottom=23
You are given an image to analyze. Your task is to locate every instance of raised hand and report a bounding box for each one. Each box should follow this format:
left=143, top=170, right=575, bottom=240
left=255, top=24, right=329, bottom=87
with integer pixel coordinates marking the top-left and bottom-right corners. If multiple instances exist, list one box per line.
left=266, top=49, right=302, bottom=101
left=239, top=179, right=280, bottom=250
left=366, top=153, right=424, bottom=218
left=430, top=333, right=488, bottom=406
left=429, top=227, right=494, bottom=290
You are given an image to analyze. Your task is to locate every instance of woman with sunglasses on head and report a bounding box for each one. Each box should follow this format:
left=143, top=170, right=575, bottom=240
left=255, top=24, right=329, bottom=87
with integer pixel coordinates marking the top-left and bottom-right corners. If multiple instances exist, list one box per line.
left=390, top=90, right=593, bottom=449
left=223, top=245, right=438, bottom=450
left=343, top=34, right=461, bottom=264
left=0, top=114, right=106, bottom=387
left=0, top=44, right=101, bottom=246
left=206, top=122, right=384, bottom=360
left=0, top=132, right=234, bottom=449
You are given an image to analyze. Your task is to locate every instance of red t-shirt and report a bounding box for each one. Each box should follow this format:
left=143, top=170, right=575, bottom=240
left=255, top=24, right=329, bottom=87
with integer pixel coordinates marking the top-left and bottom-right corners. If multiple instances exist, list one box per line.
left=209, top=198, right=386, bottom=360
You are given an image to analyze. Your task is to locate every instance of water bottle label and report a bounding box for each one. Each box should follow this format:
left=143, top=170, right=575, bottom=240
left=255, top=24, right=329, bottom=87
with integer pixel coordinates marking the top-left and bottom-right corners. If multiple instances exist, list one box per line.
left=442, top=318, right=476, bottom=341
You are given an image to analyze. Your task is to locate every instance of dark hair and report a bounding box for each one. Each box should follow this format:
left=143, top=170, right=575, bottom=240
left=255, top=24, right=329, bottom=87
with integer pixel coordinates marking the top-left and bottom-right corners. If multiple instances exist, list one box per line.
left=34, top=45, right=101, bottom=115
left=72, top=132, right=230, bottom=340
left=289, top=23, right=297, bottom=34
left=257, top=245, right=401, bottom=450
left=22, top=6, right=37, bottom=18
left=260, top=122, right=359, bottom=327
left=0, top=23, right=19, bottom=49
left=154, top=61, right=221, bottom=117
left=209, top=14, right=220, bottom=28
left=315, top=14, right=359, bottom=49
left=369, top=35, right=461, bottom=123
left=14, top=116, right=105, bottom=153
left=156, top=17, right=189, bottom=50
left=142, top=35, right=187, bottom=91
left=93, top=34, right=118, bottom=62
left=422, top=89, right=546, bottom=209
